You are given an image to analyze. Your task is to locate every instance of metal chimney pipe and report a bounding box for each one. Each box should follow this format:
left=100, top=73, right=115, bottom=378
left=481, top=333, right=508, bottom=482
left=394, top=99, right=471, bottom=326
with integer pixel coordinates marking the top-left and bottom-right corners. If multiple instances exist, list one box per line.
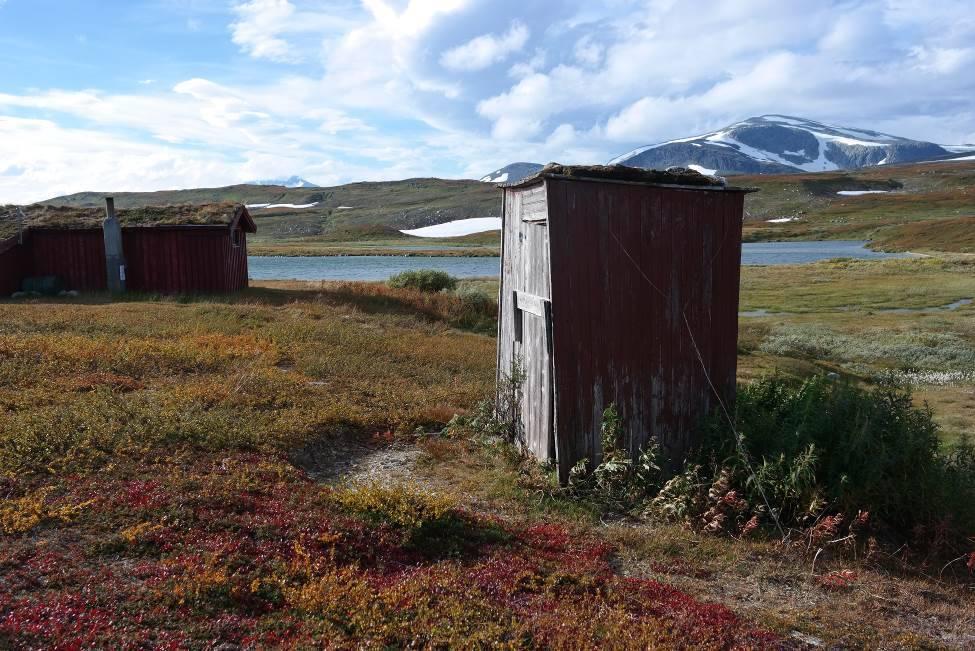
left=103, top=197, right=126, bottom=293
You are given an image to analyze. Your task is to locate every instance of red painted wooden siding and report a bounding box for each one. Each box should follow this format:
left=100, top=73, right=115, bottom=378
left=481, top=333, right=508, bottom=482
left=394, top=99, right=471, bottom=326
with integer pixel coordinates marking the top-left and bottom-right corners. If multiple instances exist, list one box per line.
left=1, top=227, right=249, bottom=296
left=0, top=235, right=28, bottom=295
left=123, top=227, right=249, bottom=293
left=543, top=178, right=744, bottom=481
left=29, top=229, right=108, bottom=291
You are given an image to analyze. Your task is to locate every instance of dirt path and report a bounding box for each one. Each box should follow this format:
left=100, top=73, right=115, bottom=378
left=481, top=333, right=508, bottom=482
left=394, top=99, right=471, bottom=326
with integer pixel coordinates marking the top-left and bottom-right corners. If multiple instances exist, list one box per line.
left=292, top=433, right=425, bottom=485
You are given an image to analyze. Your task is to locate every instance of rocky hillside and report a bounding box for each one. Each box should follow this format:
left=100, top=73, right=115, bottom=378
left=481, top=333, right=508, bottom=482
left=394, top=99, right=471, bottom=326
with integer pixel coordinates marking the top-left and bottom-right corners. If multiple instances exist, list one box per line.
left=40, top=178, right=500, bottom=243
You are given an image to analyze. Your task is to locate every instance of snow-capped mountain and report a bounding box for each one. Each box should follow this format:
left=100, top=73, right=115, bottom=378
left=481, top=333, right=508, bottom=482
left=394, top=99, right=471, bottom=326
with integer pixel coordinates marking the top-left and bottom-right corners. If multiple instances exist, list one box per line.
left=610, top=115, right=956, bottom=174
left=246, top=175, right=320, bottom=188
left=480, top=162, right=544, bottom=184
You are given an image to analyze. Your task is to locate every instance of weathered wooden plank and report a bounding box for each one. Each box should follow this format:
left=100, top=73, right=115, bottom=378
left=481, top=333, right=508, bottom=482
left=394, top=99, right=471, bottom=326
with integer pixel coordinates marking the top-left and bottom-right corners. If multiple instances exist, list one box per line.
left=520, top=184, right=548, bottom=222
left=498, top=182, right=555, bottom=462
left=514, top=290, right=547, bottom=317
left=520, top=300, right=553, bottom=460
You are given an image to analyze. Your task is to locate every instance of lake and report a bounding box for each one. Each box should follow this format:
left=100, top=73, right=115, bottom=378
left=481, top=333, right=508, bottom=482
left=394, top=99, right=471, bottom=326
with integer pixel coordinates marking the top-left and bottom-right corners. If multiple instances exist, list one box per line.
left=739, top=240, right=908, bottom=265
left=249, top=240, right=908, bottom=281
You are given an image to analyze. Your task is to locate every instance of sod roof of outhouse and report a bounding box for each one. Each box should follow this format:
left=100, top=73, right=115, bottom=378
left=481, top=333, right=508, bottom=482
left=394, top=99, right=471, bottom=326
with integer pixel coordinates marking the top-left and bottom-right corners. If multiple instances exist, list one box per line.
left=501, top=163, right=756, bottom=192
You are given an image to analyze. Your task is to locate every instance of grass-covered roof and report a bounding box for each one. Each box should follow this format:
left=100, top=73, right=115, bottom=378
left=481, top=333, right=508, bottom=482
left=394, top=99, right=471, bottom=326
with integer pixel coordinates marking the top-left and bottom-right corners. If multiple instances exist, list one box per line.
left=502, top=163, right=740, bottom=189
left=0, top=203, right=253, bottom=240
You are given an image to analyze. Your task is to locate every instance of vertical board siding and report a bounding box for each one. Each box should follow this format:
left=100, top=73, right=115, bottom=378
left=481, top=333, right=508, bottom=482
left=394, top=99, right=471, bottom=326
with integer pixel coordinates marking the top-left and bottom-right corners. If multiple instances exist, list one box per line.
left=123, top=228, right=247, bottom=294
left=498, top=182, right=555, bottom=461
left=498, top=176, right=746, bottom=483
left=0, top=235, right=28, bottom=295
left=2, top=226, right=248, bottom=296
left=545, top=179, right=744, bottom=481
left=30, top=229, right=107, bottom=291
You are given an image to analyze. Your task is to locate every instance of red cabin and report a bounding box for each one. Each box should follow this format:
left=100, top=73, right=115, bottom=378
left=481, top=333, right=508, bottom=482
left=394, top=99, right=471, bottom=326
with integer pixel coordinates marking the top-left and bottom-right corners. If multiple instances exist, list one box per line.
left=0, top=203, right=255, bottom=295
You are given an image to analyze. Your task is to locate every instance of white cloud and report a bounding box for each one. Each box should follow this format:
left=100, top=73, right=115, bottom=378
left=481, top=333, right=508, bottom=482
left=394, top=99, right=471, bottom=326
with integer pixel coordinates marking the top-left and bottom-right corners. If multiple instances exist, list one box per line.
left=363, top=0, right=470, bottom=39
left=573, top=35, right=602, bottom=67
left=509, top=49, right=546, bottom=79
left=3, top=0, right=975, bottom=202
left=231, top=0, right=301, bottom=63
left=230, top=0, right=356, bottom=64
left=440, top=21, right=530, bottom=72
left=0, top=116, right=239, bottom=204
left=909, top=46, right=975, bottom=75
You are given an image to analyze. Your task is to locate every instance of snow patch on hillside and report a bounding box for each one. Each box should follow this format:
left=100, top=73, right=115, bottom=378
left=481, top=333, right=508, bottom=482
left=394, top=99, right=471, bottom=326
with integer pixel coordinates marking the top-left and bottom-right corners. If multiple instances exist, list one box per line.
left=941, top=145, right=975, bottom=153
left=836, top=190, right=888, bottom=196
left=704, top=130, right=840, bottom=172
left=688, top=164, right=717, bottom=176
left=400, top=217, right=501, bottom=238
left=246, top=202, right=319, bottom=210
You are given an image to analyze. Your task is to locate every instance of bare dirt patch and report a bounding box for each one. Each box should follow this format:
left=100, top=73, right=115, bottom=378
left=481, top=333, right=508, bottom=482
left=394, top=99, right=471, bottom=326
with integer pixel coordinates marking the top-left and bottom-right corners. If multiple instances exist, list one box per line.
left=292, top=433, right=426, bottom=486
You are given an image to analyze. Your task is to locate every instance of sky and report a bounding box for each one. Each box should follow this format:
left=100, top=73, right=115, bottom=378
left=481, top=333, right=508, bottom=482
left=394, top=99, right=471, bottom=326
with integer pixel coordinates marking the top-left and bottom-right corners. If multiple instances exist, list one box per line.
left=0, top=0, right=974, bottom=203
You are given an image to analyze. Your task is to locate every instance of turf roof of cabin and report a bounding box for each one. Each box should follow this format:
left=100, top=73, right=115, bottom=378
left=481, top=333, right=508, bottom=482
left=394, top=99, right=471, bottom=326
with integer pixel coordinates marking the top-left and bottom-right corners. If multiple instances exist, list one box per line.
left=0, top=203, right=253, bottom=240
left=502, top=163, right=751, bottom=190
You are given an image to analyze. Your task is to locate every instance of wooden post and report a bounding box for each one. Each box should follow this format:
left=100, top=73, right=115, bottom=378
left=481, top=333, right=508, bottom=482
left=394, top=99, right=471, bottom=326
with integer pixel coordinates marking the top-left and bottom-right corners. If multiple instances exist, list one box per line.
left=103, top=198, right=126, bottom=293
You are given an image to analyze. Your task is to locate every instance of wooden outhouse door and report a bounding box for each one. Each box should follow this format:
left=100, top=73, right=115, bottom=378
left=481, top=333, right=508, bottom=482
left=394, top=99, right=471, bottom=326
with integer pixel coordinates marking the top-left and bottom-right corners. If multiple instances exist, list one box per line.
left=514, top=290, right=555, bottom=462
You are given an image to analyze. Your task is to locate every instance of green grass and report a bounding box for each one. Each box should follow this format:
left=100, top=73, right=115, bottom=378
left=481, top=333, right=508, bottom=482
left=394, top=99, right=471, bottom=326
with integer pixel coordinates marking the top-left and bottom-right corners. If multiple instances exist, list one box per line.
left=737, top=257, right=975, bottom=443
left=27, top=160, right=975, bottom=257
left=39, top=178, right=501, bottom=252
left=739, top=256, right=975, bottom=312
left=1, top=259, right=974, bottom=648
left=741, top=161, right=975, bottom=252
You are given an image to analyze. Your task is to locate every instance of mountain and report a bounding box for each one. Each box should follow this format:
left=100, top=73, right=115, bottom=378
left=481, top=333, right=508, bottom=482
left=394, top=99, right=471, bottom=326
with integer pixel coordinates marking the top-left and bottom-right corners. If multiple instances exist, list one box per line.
left=247, top=175, right=320, bottom=188
left=480, top=162, right=544, bottom=184
left=32, top=159, right=975, bottom=254
left=609, top=115, right=955, bottom=175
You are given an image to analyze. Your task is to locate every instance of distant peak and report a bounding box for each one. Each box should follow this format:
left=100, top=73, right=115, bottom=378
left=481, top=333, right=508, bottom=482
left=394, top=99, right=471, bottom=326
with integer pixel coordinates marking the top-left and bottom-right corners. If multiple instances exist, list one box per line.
left=479, top=162, right=544, bottom=184
left=246, top=175, right=320, bottom=188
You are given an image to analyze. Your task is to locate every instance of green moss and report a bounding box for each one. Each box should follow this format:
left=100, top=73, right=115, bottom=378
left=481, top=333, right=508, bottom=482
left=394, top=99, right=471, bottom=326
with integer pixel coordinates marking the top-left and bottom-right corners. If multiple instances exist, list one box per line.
left=1, top=203, right=241, bottom=233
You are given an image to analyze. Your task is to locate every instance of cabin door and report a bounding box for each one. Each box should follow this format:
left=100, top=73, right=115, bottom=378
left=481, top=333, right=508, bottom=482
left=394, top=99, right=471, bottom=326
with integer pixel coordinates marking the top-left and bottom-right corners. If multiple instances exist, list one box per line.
left=513, top=291, right=555, bottom=462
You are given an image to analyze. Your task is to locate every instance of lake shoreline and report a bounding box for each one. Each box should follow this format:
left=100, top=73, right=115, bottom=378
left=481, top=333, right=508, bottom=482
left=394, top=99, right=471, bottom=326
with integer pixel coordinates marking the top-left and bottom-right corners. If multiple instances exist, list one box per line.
left=248, top=237, right=925, bottom=259
left=248, top=247, right=500, bottom=258
left=247, top=241, right=912, bottom=282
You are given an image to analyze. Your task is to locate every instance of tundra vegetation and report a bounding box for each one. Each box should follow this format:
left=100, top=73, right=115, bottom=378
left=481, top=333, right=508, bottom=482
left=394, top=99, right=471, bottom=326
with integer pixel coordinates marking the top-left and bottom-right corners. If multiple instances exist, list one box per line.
left=1, top=256, right=973, bottom=648
left=25, top=160, right=975, bottom=257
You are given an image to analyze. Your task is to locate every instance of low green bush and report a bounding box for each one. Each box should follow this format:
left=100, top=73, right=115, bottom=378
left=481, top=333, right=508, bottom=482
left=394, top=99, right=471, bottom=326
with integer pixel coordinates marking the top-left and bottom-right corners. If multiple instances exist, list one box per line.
left=447, top=286, right=497, bottom=332
left=387, top=269, right=458, bottom=293
left=551, top=376, right=973, bottom=552
left=703, top=375, right=975, bottom=544
left=566, top=405, right=662, bottom=511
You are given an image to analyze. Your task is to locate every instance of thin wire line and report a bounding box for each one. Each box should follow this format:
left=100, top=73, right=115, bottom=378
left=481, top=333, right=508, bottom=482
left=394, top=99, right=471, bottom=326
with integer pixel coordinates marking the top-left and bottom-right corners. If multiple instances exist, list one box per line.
left=610, top=230, right=787, bottom=540
left=681, top=310, right=786, bottom=540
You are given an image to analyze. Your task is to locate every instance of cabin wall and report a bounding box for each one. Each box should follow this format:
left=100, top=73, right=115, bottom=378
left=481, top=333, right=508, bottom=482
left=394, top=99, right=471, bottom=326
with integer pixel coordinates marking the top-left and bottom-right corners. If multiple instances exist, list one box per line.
left=545, top=179, right=744, bottom=482
left=3, top=227, right=248, bottom=295
left=0, top=235, right=28, bottom=295
left=29, top=229, right=107, bottom=291
left=123, top=227, right=247, bottom=293
left=227, top=229, right=250, bottom=291
left=498, top=182, right=555, bottom=461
